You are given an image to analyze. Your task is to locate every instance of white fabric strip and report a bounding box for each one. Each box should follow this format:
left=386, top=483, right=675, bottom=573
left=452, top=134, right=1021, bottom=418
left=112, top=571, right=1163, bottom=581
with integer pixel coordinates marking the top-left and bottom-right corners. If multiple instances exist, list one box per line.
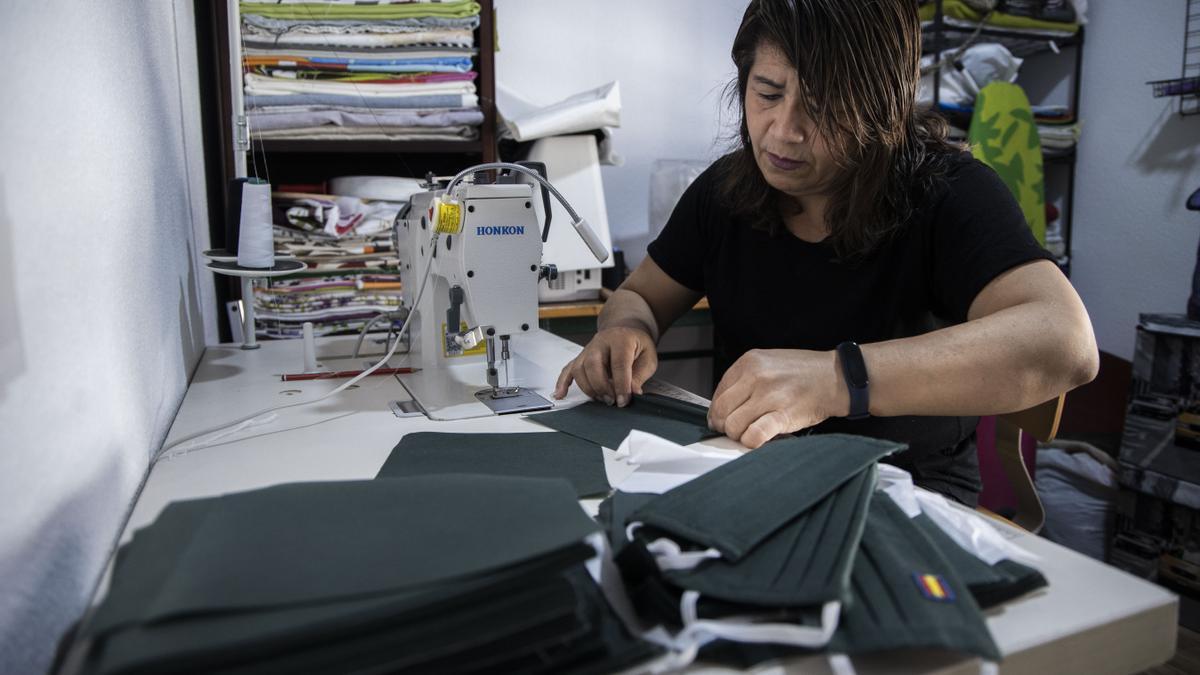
left=624, top=521, right=723, bottom=572
left=680, top=591, right=842, bottom=648
left=829, top=653, right=858, bottom=675
left=914, top=490, right=1040, bottom=565
left=611, top=430, right=740, bottom=495
left=876, top=464, right=1039, bottom=565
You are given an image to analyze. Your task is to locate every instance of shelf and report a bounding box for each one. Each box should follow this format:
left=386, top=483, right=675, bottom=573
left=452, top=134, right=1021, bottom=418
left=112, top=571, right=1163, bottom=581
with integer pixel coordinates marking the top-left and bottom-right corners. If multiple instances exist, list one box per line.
left=921, top=24, right=1082, bottom=58
left=1055, top=256, right=1070, bottom=277
left=925, top=0, right=1084, bottom=281
left=1147, top=76, right=1200, bottom=98
left=255, top=139, right=486, bottom=155
left=1043, top=148, right=1076, bottom=164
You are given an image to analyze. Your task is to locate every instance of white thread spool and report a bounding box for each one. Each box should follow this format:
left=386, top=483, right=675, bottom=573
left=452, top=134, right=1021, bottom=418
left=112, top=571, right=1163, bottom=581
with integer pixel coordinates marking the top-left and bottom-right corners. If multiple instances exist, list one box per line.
left=302, top=322, right=318, bottom=372
left=237, top=179, right=275, bottom=269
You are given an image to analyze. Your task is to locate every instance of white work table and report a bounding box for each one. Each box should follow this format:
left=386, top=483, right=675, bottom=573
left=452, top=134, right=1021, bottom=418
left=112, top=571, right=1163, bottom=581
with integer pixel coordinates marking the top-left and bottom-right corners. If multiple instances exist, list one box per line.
left=109, top=334, right=1175, bottom=674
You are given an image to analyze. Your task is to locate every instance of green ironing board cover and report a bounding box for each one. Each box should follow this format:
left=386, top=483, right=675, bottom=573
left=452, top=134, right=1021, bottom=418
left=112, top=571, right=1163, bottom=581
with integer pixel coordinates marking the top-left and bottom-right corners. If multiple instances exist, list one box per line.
left=969, top=81, right=1047, bottom=245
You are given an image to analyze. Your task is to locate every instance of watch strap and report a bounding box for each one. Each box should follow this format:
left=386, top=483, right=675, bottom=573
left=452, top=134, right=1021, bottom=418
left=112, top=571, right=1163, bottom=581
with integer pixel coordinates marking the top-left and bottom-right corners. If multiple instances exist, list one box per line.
left=837, top=341, right=870, bottom=420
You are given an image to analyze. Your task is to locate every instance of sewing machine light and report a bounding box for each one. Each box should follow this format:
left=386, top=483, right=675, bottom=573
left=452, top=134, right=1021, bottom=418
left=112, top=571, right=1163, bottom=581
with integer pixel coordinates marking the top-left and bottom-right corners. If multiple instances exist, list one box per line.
left=430, top=196, right=464, bottom=235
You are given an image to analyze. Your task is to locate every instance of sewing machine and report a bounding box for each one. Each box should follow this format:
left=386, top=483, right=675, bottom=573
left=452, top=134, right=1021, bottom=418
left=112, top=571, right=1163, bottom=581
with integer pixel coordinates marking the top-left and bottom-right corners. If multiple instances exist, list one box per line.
left=391, top=164, right=607, bottom=420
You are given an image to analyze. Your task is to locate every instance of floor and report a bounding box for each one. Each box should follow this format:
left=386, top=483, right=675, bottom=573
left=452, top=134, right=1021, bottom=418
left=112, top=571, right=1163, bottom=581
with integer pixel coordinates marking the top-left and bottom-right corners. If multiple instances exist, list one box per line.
left=1142, top=626, right=1200, bottom=675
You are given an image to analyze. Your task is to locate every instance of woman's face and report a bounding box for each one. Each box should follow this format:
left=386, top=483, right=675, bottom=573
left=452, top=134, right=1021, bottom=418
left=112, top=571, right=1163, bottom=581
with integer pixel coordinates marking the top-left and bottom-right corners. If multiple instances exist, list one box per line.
left=745, top=42, right=836, bottom=201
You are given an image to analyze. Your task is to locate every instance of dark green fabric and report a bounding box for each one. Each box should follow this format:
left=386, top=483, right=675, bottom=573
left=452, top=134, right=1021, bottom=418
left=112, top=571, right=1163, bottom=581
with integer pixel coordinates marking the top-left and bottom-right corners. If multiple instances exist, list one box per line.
left=527, top=393, right=720, bottom=449
left=90, top=496, right=214, bottom=639
left=219, top=571, right=587, bottom=675
left=86, top=477, right=597, bottom=637
left=376, top=431, right=610, bottom=498
left=89, top=563, right=659, bottom=675
left=596, top=490, right=657, bottom=555
left=406, top=567, right=662, bottom=675
left=662, top=466, right=876, bottom=607
left=86, top=545, right=595, bottom=675
left=631, top=434, right=902, bottom=560
left=696, top=496, right=1006, bottom=668
left=910, top=514, right=1047, bottom=609
left=599, top=469, right=874, bottom=618
left=828, top=496, right=1001, bottom=661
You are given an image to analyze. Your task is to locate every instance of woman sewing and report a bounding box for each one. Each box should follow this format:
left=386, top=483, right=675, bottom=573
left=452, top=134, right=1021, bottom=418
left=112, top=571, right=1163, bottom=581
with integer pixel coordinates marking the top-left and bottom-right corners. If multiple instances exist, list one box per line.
left=553, top=0, right=1098, bottom=505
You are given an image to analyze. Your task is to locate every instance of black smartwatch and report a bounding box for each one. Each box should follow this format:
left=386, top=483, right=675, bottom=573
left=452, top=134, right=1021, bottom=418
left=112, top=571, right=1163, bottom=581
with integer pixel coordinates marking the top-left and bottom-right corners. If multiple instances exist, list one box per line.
left=836, top=341, right=870, bottom=420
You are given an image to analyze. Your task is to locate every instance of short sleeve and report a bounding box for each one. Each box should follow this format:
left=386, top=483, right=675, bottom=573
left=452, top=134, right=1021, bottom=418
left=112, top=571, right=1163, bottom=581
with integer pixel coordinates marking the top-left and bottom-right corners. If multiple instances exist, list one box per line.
left=645, top=164, right=718, bottom=293
left=930, top=157, right=1056, bottom=322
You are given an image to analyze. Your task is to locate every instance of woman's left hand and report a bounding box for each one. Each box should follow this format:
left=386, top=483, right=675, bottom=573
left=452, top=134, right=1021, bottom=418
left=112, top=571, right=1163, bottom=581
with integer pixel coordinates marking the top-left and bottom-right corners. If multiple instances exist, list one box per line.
left=708, top=348, right=848, bottom=449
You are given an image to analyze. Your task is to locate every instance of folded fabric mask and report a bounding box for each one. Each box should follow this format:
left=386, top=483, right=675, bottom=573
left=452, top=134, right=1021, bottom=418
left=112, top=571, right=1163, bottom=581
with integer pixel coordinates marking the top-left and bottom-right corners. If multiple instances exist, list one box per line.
left=610, top=434, right=903, bottom=653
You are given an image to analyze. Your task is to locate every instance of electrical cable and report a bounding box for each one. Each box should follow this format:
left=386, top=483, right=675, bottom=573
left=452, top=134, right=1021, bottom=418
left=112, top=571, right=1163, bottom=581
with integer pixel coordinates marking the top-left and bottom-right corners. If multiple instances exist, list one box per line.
left=352, top=312, right=394, bottom=360
left=445, top=162, right=585, bottom=225
left=443, top=162, right=608, bottom=263
left=154, top=231, right=441, bottom=461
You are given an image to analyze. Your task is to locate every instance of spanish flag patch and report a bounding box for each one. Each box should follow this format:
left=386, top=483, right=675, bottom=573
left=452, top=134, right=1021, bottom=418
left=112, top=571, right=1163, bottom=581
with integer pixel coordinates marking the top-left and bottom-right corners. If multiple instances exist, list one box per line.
left=912, top=573, right=956, bottom=602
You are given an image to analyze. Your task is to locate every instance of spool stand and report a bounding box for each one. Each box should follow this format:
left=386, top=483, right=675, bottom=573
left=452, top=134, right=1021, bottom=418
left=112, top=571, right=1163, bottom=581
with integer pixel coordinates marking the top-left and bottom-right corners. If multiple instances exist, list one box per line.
left=203, top=253, right=306, bottom=349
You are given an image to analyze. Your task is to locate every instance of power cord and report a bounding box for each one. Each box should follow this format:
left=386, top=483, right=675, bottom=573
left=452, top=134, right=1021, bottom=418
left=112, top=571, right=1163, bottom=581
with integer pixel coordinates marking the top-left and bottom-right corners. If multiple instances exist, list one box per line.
left=155, top=231, right=441, bottom=462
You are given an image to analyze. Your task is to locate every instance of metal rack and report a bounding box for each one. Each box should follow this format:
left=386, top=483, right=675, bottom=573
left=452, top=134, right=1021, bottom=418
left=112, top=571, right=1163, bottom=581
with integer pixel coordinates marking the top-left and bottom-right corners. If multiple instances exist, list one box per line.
left=924, top=0, right=1084, bottom=276
left=1146, top=0, right=1200, bottom=116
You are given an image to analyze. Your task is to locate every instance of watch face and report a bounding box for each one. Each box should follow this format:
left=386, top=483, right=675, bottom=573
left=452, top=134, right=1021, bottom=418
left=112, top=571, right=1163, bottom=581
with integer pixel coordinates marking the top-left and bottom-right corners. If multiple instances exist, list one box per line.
left=838, top=342, right=869, bottom=388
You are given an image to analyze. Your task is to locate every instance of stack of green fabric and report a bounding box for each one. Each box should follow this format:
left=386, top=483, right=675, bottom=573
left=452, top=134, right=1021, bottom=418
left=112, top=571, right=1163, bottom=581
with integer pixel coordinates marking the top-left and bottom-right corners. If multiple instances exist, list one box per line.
left=75, top=477, right=658, bottom=674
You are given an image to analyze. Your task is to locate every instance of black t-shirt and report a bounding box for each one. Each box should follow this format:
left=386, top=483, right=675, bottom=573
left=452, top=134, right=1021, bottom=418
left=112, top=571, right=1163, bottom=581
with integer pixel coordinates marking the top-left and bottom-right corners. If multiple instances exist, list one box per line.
left=646, top=151, right=1054, bottom=506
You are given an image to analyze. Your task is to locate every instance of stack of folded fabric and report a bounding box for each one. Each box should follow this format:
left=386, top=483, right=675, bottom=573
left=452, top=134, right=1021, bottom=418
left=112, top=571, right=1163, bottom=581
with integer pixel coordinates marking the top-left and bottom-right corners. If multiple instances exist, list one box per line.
left=1034, top=104, right=1081, bottom=155
left=919, top=0, right=1083, bottom=57
left=239, top=0, right=484, bottom=141
left=75, top=477, right=660, bottom=674
left=254, top=189, right=407, bottom=338
left=255, top=274, right=403, bottom=338
left=937, top=101, right=1082, bottom=155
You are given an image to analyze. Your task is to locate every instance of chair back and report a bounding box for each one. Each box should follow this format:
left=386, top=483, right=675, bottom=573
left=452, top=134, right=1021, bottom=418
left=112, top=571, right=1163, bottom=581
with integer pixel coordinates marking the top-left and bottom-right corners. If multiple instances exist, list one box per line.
left=991, top=395, right=1066, bottom=532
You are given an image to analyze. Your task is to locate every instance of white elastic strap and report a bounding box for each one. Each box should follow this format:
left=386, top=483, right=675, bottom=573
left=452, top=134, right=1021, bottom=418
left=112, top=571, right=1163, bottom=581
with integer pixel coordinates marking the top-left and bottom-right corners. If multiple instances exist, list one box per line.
left=582, top=532, right=646, bottom=638
left=828, top=653, right=857, bottom=675
left=645, top=641, right=700, bottom=673
left=980, top=660, right=1000, bottom=675
left=644, top=539, right=721, bottom=572
left=680, top=590, right=842, bottom=648
left=626, top=522, right=722, bottom=572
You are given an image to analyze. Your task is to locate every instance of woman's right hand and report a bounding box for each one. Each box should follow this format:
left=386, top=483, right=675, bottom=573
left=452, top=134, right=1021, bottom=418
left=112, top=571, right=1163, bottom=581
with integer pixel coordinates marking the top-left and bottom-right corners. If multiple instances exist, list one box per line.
left=553, top=326, right=658, bottom=407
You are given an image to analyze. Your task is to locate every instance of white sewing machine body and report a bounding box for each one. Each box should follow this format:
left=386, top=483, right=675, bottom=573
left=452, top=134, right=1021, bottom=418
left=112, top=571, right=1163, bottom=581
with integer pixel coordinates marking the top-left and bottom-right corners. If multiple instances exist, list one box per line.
left=392, top=181, right=558, bottom=420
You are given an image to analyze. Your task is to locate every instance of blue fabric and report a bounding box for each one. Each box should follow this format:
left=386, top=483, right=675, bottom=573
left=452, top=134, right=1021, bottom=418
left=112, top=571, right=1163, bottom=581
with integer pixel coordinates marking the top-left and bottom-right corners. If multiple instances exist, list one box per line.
left=246, top=93, right=473, bottom=109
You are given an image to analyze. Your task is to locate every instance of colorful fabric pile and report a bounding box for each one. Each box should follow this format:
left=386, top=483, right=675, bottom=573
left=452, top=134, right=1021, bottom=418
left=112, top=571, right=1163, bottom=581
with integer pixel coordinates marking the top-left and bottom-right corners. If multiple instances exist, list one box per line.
left=239, top=0, right=484, bottom=141
left=935, top=102, right=1080, bottom=155
left=1032, top=104, right=1080, bottom=155
left=919, top=0, right=1083, bottom=57
left=255, top=274, right=403, bottom=338
left=254, top=190, right=406, bottom=339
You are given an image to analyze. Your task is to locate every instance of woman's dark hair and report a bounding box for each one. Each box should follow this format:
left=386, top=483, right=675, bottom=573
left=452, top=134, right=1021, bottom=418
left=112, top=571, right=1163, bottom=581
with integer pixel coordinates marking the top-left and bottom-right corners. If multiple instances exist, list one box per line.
left=717, top=0, right=961, bottom=259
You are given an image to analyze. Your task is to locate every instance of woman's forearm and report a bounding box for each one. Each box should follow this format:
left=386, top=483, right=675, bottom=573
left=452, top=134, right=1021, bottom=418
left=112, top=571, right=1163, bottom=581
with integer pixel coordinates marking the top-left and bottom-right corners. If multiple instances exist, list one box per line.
left=860, top=293, right=1098, bottom=418
left=597, top=288, right=662, bottom=342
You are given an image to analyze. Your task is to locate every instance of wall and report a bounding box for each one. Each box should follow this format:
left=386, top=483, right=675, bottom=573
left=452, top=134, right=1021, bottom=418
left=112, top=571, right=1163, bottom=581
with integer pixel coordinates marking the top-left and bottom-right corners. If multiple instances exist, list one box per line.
left=1071, top=1, right=1200, bottom=359
left=0, top=2, right=212, bottom=673
left=494, top=0, right=748, bottom=270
